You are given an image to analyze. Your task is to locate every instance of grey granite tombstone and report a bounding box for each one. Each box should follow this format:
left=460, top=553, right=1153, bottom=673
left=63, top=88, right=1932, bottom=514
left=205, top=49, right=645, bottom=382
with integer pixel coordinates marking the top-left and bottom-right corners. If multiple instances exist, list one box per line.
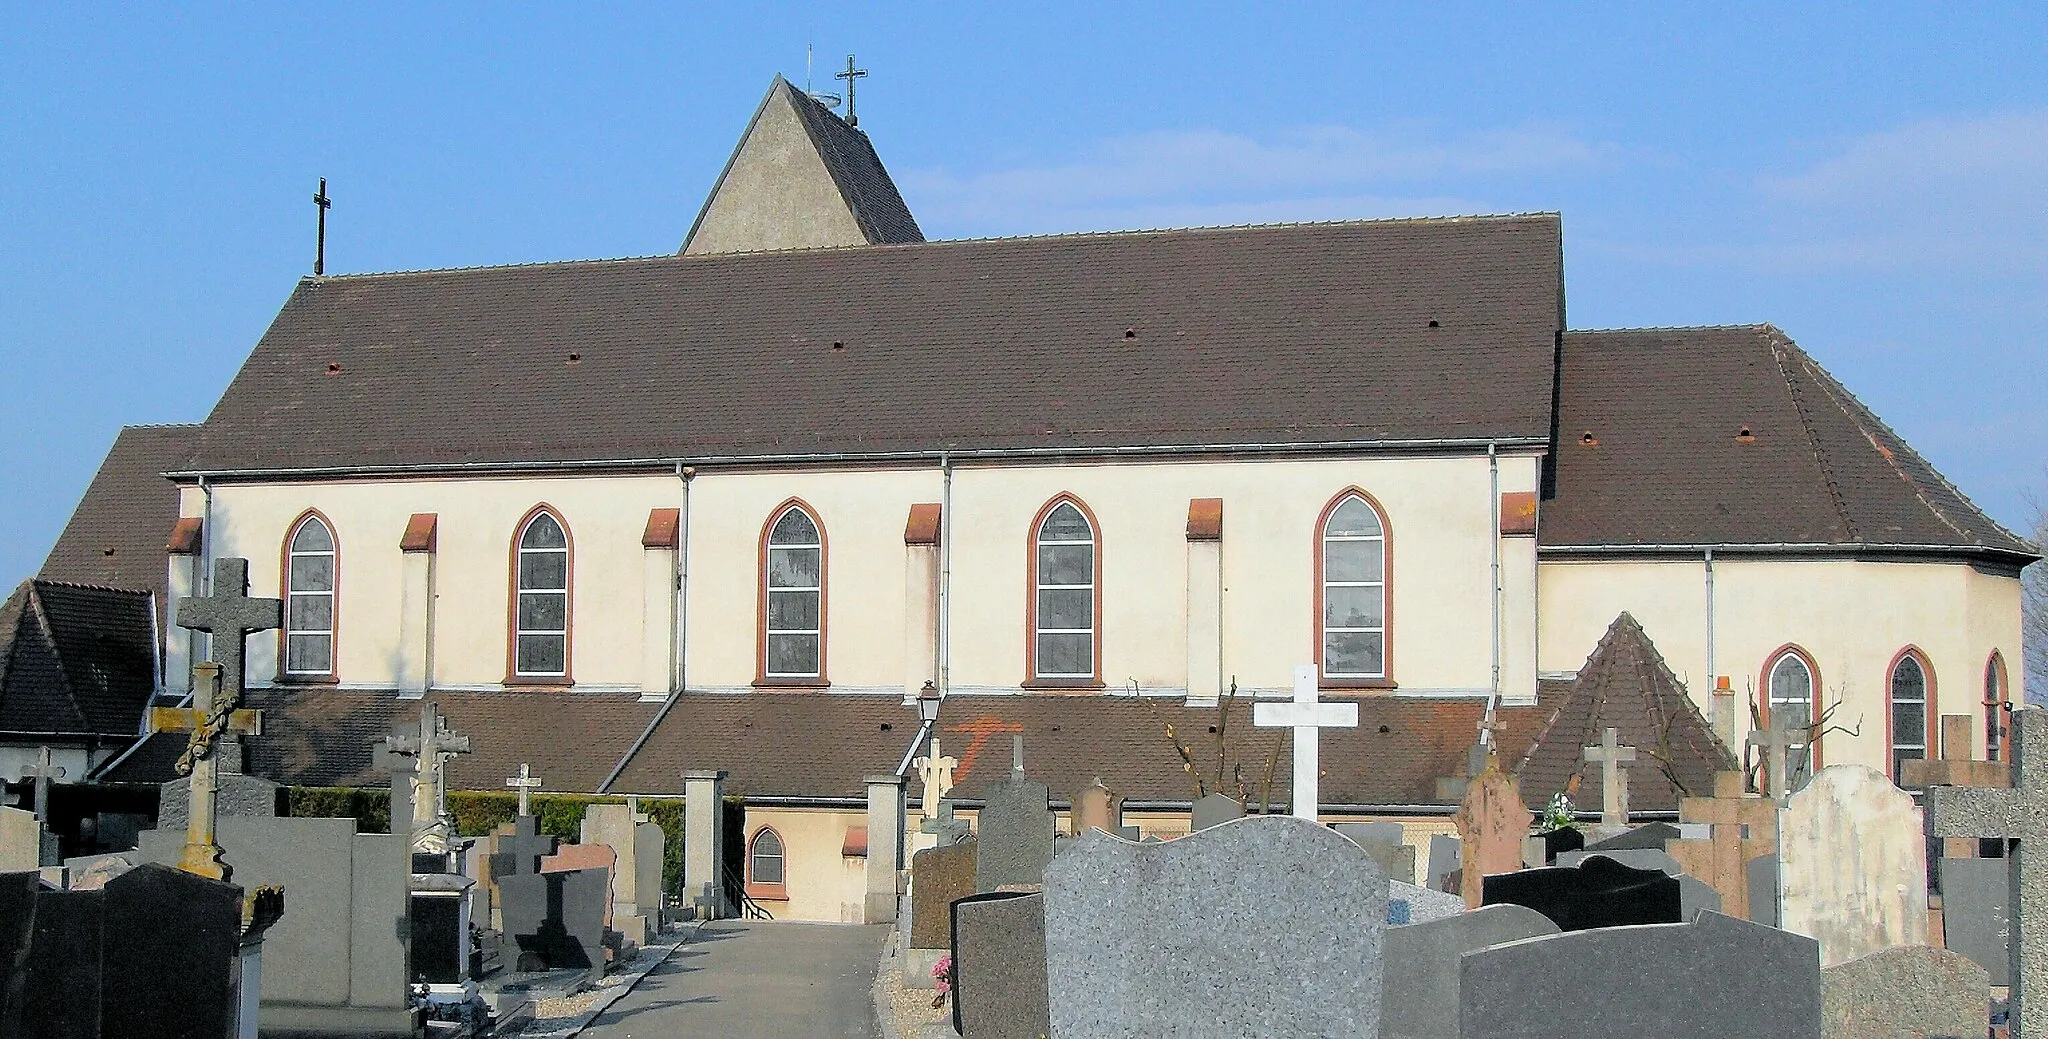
left=1482, top=854, right=1683, bottom=931
left=1044, top=816, right=1387, bottom=1038
left=19, top=887, right=102, bottom=1039
left=1941, top=855, right=2010, bottom=985
left=911, top=839, right=978, bottom=950
left=1583, top=820, right=1682, bottom=852
left=156, top=771, right=282, bottom=829
left=1189, top=793, right=1245, bottom=831
left=1388, top=880, right=1466, bottom=926
left=1459, top=912, right=1823, bottom=1039
left=499, top=866, right=611, bottom=978
left=1820, top=944, right=1988, bottom=1039
left=1426, top=834, right=1461, bottom=892
left=0, top=870, right=40, bottom=1036
left=1383, top=903, right=1559, bottom=1039
left=1748, top=853, right=1781, bottom=927
left=1336, top=823, right=1418, bottom=884
left=950, top=890, right=1049, bottom=1039
left=976, top=776, right=1057, bottom=892
left=99, top=863, right=245, bottom=1039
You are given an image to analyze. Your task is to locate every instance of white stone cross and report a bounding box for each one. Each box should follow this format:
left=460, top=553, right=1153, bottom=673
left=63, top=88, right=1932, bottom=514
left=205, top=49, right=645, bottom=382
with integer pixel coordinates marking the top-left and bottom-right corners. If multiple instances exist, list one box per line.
left=1747, top=721, right=1805, bottom=803
left=1254, top=664, right=1359, bottom=821
left=626, top=795, right=650, bottom=824
left=1581, top=727, right=1637, bottom=825
left=24, top=746, right=65, bottom=825
left=505, top=762, right=542, bottom=817
left=912, top=738, right=959, bottom=821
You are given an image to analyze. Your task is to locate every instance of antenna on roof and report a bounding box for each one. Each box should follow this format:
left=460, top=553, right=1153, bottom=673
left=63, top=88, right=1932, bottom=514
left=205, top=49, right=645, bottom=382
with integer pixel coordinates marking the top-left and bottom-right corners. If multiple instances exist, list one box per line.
left=835, top=54, right=867, bottom=126
left=804, top=43, right=843, bottom=108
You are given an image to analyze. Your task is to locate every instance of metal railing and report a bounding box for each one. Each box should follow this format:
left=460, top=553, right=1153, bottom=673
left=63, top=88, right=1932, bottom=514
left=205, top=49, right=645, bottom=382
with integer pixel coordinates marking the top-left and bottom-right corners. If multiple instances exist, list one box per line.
left=720, top=864, right=774, bottom=921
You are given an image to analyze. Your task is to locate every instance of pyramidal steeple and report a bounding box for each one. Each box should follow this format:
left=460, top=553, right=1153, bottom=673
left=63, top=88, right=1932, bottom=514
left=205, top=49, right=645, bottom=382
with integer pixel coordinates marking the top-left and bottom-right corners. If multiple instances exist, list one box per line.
left=681, top=75, right=924, bottom=255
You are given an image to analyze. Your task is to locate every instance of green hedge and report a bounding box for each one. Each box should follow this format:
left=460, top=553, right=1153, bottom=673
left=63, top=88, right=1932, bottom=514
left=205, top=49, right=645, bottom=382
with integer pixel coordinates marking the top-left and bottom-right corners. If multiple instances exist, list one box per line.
left=284, top=787, right=689, bottom=895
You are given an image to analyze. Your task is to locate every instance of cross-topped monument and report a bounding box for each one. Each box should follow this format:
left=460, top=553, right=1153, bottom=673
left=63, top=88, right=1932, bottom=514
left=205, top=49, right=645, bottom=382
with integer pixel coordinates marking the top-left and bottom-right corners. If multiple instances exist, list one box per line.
left=1582, top=726, right=1638, bottom=825
left=174, top=558, right=284, bottom=716
left=156, top=664, right=237, bottom=879
left=384, top=701, right=471, bottom=853
left=1747, top=719, right=1806, bottom=803
left=835, top=54, right=867, bottom=126
left=913, top=738, right=959, bottom=821
left=1253, top=664, right=1360, bottom=821
left=24, top=747, right=64, bottom=825
left=1928, top=706, right=2048, bottom=1038
left=506, top=763, right=542, bottom=817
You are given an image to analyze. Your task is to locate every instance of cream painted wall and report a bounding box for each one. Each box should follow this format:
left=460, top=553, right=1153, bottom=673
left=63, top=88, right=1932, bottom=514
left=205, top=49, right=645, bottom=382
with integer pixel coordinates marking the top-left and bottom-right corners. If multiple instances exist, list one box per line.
left=1537, top=556, right=2024, bottom=773
left=743, top=807, right=867, bottom=923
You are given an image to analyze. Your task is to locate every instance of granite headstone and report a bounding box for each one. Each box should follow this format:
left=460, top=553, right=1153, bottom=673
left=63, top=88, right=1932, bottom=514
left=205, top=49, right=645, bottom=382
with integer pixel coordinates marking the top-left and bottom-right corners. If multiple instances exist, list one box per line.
left=1426, top=834, right=1461, bottom=892
left=0, top=870, right=39, bottom=1037
left=1458, top=912, right=1823, bottom=1039
left=1820, top=944, right=1988, bottom=1039
left=976, top=773, right=1057, bottom=892
left=1583, top=821, right=1682, bottom=852
left=1779, top=764, right=1928, bottom=966
left=1748, top=853, right=1781, bottom=927
left=910, top=839, right=978, bottom=950
left=1382, top=903, right=1559, bottom=1039
left=499, top=866, right=612, bottom=978
left=1336, top=823, right=1418, bottom=885
left=950, top=890, right=1049, bottom=1039
left=1388, top=880, right=1466, bottom=926
left=1940, top=855, right=2010, bottom=985
left=1043, top=816, right=1387, bottom=1038
left=99, top=863, right=246, bottom=1039
left=1482, top=854, right=1683, bottom=931
left=1189, top=793, right=1245, bottom=831
left=18, top=887, right=101, bottom=1039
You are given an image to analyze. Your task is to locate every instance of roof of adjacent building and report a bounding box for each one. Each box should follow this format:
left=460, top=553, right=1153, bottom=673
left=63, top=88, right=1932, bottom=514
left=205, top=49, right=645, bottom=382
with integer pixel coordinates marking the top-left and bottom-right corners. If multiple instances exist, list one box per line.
left=40, top=424, right=198, bottom=611
left=1542, top=326, right=2032, bottom=561
left=176, top=215, right=1566, bottom=473
left=0, top=579, right=157, bottom=740
left=1513, top=612, right=1737, bottom=812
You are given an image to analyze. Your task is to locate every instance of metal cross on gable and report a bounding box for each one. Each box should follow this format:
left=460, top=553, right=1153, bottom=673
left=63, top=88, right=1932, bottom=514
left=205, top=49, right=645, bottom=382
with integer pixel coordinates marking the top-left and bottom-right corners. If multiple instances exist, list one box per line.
left=23, top=747, right=64, bottom=825
left=175, top=558, right=283, bottom=709
left=1581, top=727, right=1638, bottom=825
left=1254, top=664, right=1360, bottom=821
left=1929, top=707, right=2048, bottom=1038
left=505, top=762, right=542, bottom=817
left=835, top=54, right=867, bottom=126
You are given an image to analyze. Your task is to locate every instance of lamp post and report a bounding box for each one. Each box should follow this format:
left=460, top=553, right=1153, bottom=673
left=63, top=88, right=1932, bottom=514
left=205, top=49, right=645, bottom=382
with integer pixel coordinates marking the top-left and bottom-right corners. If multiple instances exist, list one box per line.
left=896, top=681, right=944, bottom=777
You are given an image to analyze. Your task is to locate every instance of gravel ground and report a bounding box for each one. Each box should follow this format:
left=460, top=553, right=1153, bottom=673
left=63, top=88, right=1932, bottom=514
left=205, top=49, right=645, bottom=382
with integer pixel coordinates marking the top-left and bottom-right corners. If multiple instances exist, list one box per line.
left=878, top=932, right=955, bottom=1039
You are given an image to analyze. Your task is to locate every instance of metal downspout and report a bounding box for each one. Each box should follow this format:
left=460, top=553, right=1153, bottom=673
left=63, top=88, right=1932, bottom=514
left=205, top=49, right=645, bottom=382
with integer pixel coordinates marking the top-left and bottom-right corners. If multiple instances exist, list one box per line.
left=1485, top=442, right=1501, bottom=738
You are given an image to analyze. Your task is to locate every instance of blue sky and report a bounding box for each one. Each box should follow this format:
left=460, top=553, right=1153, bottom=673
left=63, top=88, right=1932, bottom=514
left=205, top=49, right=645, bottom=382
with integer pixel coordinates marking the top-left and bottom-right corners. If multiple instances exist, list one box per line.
left=3, top=4, right=2045, bottom=588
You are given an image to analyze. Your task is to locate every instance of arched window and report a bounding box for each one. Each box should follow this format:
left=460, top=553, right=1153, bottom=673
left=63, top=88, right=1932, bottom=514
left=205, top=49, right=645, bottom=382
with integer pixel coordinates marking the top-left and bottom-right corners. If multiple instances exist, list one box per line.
left=762, top=502, right=825, bottom=681
left=1762, top=646, right=1819, bottom=779
left=283, top=513, right=337, bottom=676
left=1888, top=650, right=1933, bottom=783
left=1030, top=497, right=1098, bottom=682
left=748, top=827, right=786, bottom=894
left=1986, top=652, right=2009, bottom=762
left=512, top=509, right=571, bottom=679
left=1318, top=491, right=1389, bottom=682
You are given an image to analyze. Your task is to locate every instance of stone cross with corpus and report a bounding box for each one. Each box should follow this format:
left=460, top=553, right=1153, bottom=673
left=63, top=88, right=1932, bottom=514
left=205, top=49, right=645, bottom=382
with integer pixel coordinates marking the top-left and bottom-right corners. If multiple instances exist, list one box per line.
left=913, top=738, right=959, bottom=821
left=1747, top=720, right=1806, bottom=803
left=385, top=701, right=471, bottom=853
left=1582, top=727, right=1637, bottom=825
left=24, top=747, right=64, bottom=825
left=1928, top=707, right=2048, bottom=1038
left=1254, top=664, right=1359, bottom=821
left=506, top=763, right=542, bottom=817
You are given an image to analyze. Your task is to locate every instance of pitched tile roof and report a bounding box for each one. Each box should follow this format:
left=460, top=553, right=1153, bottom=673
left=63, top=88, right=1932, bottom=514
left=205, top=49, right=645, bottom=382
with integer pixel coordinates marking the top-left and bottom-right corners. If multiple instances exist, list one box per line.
left=1542, top=326, right=2032, bottom=561
left=779, top=79, right=924, bottom=246
left=40, top=425, right=198, bottom=610
left=177, top=215, right=1565, bottom=473
left=1512, top=612, right=1736, bottom=812
left=0, top=580, right=157, bottom=739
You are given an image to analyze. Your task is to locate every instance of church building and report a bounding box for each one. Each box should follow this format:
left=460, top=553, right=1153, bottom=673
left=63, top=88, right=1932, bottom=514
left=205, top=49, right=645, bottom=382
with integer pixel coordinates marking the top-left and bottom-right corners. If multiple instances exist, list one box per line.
left=37, top=76, right=2031, bottom=923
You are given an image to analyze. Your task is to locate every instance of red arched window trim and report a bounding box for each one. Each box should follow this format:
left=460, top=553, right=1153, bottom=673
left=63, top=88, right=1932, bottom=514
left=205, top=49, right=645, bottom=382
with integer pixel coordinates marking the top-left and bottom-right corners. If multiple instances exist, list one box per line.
left=1313, top=488, right=1395, bottom=689
left=1986, top=650, right=2011, bottom=761
left=1023, top=494, right=1104, bottom=690
left=504, top=504, right=574, bottom=687
left=276, top=508, right=341, bottom=684
left=745, top=825, right=788, bottom=901
left=754, top=498, right=830, bottom=688
left=1884, top=646, right=1937, bottom=783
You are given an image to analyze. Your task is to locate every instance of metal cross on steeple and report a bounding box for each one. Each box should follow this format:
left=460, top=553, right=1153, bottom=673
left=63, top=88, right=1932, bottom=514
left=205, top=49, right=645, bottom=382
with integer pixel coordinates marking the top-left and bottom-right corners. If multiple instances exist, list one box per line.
left=313, top=178, right=332, bottom=275
left=835, top=55, right=867, bottom=126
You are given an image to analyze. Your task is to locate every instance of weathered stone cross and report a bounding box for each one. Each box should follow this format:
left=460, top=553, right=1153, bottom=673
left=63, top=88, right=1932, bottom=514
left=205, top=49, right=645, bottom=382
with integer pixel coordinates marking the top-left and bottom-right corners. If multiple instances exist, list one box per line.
left=24, top=747, right=64, bottom=825
left=912, top=738, right=959, bottom=821
left=505, top=762, right=542, bottom=817
left=626, top=795, right=650, bottom=824
left=174, top=558, right=283, bottom=709
left=1929, top=707, right=2048, bottom=1038
left=1253, top=664, right=1360, bottom=821
left=919, top=798, right=972, bottom=846
left=1581, top=727, right=1637, bottom=825
left=156, top=664, right=236, bottom=879
left=385, top=701, right=471, bottom=852
left=1747, top=720, right=1805, bottom=803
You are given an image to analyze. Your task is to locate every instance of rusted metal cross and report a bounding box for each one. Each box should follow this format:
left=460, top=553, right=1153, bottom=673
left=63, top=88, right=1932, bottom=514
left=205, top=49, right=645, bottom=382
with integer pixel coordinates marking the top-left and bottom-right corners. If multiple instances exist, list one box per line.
left=835, top=55, right=867, bottom=126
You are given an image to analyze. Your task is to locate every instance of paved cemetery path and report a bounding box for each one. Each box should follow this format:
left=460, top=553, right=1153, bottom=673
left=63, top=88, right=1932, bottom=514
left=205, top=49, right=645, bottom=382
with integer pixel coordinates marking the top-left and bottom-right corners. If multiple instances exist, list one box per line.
left=581, top=921, right=886, bottom=1039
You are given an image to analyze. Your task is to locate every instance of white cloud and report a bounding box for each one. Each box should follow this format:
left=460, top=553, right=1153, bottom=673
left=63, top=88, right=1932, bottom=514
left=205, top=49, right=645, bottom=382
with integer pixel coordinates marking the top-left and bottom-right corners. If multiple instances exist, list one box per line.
left=901, top=123, right=1613, bottom=237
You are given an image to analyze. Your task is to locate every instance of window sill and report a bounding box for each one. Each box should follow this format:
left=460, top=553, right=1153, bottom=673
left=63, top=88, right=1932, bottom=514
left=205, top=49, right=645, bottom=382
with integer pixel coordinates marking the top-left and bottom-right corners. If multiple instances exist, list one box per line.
left=503, top=675, right=574, bottom=689
left=744, top=882, right=788, bottom=901
left=753, top=678, right=831, bottom=690
left=274, top=673, right=340, bottom=686
left=1021, top=678, right=1106, bottom=692
left=1319, top=678, right=1398, bottom=691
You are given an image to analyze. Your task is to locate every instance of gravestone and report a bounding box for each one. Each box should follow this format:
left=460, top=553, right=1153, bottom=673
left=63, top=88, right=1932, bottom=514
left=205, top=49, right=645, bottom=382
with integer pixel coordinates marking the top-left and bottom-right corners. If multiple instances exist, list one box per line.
left=157, top=772, right=281, bottom=830
left=19, top=886, right=101, bottom=1039
left=975, top=741, right=1057, bottom=892
left=1779, top=764, right=1927, bottom=966
left=1482, top=854, right=1683, bottom=931
left=1043, top=816, right=1387, bottom=1038
left=1927, top=706, right=2048, bottom=1038
left=950, top=890, right=1049, bottom=1039
left=1941, top=855, right=2010, bottom=985
left=1667, top=777, right=1777, bottom=921
left=1582, top=726, right=1637, bottom=825
left=1540, top=826, right=1584, bottom=864
left=410, top=873, right=474, bottom=985
left=0, top=809, right=37, bottom=872
left=1382, top=903, right=1559, bottom=1039
left=1336, top=823, right=1418, bottom=884
left=582, top=803, right=664, bottom=945
left=1455, top=761, right=1528, bottom=909
left=498, top=866, right=612, bottom=980
left=1070, top=777, right=1123, bottom=837
left=0, top=870, right=39, bottom=1037
left=1555, top=847, right=1723, bottom=919
left=61, top=854, right=131, bottom=892
left=1189, top=792, right=1245, bottom=831
left=1459, top=912, right=1823, bottom=1039
left=910, top=840, right=977, bottom=951
left=1584, top=821, right=1682, bottom=852
left=99, top=863, right=248, bottom=1039
left=1388, top=879, right=1466, bottom=925
left=1748, top=853, right=1781, bottom=927
left=1252, top=663, right=1358, bottom=819
left=1820, top=945, right=1988, bottom=1039
left=1426, top=834, right=1461, bottom=892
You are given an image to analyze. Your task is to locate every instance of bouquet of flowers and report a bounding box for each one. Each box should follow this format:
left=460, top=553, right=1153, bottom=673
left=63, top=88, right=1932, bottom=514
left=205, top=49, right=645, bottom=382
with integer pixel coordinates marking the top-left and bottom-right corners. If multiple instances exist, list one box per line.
left=1540, top=792, right=1577, bottom=833
left=931, top=954, right=954, bottom=1009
